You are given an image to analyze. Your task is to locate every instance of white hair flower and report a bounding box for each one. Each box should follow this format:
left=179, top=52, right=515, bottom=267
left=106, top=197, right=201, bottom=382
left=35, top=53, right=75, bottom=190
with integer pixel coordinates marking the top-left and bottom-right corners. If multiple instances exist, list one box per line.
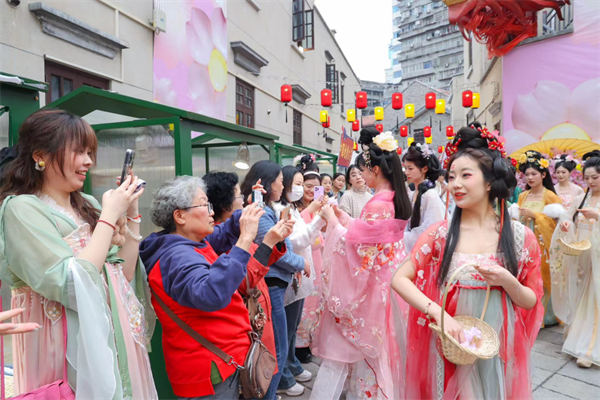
left=373, top=131, right=398, bottom=152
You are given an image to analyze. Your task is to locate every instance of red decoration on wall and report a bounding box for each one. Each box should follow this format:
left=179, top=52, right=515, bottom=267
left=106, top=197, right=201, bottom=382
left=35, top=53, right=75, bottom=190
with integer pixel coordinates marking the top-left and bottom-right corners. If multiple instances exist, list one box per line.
left=462, top=91, right=473, bottom=108
left=447, top=0, right=570, bottom=57
left=321, top=89, right=332, bottom=107
left=400, top=126, right=408, bottom=137
left=397, top=147, right=403, bottom=155
left=446, top=125, right=454, bottom=136
left=356, top=91, right=368, bottom=109
left=281, top=85, right=292, bottom=103
left=375, top=124, right=384, bottom=133
left=352, top=120, right=360, bottom=132
left=438, top=146, right=443, bottom=153
left=392, top=93, right=403, bottom=110
left=425, top=92, right=436, bottom=109
left=322, top=116, right=331, bottom=128
left=424, top=126, right=432, bottom=137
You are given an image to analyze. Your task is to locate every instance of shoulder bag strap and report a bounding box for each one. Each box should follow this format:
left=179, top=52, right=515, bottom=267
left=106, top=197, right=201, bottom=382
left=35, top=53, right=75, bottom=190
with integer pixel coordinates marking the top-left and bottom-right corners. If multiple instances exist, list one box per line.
left=150, top=288, right=234, bottom=365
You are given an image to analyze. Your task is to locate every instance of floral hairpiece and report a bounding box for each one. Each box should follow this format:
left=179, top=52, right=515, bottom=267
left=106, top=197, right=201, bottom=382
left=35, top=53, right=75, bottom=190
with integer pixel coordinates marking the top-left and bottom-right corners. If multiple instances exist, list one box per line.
left=518, top=151, right=549, bottom=169
left=415, top=142, right=433, bottom=159
left=551, top=154, right=579, bottom=168
left=373, top=131, right=398, bottom=152
left=443, top=125, right=507, bottom=169
left=362, top=151, right=372, bottom=170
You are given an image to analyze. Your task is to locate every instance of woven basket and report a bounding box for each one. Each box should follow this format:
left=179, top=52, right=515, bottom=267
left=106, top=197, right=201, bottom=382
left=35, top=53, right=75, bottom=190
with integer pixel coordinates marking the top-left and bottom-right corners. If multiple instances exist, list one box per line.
left=429, top=263, right=500, bottom=365
left=443, top=0, right=468, bottom=6
left=558, top=238, right=591, bottom=256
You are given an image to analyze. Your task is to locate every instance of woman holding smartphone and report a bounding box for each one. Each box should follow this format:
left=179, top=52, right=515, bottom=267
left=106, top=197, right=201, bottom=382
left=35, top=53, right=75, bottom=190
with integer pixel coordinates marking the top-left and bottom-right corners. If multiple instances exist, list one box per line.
left=0, top=109, right=156, bottom=399
left=274, top=166, right=327, bottom=396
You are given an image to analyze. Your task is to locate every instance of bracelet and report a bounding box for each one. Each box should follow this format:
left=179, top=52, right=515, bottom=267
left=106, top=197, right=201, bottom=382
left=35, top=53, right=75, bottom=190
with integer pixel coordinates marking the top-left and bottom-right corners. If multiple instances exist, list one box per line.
left=98, top=220, right=116, bottom=231
left=127, top=214, right=142, bottom=224
left=126, top=225, right=143, bottom=242
left=424, top=301, right=433, bottom=320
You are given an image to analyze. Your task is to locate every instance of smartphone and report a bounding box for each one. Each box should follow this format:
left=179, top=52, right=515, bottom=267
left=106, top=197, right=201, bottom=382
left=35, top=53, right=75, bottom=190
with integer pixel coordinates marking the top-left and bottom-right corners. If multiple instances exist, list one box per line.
left=120, top=149, right=135, bottom=187
left=280, top=205, right=291, bottom=221
left=291, top=276, right=299, bottom=295
left=314, top=186, right=325, bottom=202
left=252, top=189, right=264, bottom=208
left=134, top=179, right=147, bottom=194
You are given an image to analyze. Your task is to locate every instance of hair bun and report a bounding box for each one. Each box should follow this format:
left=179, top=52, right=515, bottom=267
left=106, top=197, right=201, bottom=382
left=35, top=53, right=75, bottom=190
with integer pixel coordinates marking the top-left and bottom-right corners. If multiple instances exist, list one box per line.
left=490, top=157, right=516, bottom=200
left=583, top=150, right=600, bottom=161
left=359, top=127, right=379, bottom=146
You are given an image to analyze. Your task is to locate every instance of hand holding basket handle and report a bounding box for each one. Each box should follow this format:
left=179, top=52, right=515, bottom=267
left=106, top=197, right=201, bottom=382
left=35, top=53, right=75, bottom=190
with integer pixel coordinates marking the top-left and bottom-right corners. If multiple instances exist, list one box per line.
left=428, top=263, right=500, bottom=365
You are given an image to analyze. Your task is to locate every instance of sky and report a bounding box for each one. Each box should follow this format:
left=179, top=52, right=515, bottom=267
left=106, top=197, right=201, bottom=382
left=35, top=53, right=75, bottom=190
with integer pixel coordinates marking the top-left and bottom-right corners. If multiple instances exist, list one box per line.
left=315, top=0, right=393, bottom=83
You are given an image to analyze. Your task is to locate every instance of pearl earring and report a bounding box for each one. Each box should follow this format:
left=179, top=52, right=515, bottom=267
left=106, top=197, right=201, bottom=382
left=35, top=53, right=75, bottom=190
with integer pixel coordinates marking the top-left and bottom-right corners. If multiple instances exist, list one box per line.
left=35, top=160, right=46, bottom=171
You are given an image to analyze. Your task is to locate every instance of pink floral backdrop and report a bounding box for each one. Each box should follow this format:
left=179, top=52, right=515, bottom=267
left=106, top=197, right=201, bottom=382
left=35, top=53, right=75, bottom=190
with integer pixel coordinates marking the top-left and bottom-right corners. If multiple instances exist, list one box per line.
left=502, top=0, right=600, bottom=160
left=153, top=0, right=227, bottom=121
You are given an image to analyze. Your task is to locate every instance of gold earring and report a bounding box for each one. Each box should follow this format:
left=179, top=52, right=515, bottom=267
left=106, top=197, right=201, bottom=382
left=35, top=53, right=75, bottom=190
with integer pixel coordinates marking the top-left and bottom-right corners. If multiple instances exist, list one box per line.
left=35, top=160, right=46, bottom=171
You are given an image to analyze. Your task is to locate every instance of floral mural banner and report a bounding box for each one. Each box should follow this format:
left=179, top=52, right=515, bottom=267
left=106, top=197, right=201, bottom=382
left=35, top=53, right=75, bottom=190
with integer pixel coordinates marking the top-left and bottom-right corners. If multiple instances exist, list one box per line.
left=153, top=0, right=227, bottom=123
left=502, top=0, right=600, bottom=158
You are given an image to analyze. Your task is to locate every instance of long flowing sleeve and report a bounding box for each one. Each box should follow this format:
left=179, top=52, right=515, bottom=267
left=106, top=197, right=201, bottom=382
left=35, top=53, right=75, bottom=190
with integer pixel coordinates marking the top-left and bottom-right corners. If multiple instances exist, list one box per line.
left=403, top=190, right=446, bottom=253
left=296, top=209, right=326, bottom=249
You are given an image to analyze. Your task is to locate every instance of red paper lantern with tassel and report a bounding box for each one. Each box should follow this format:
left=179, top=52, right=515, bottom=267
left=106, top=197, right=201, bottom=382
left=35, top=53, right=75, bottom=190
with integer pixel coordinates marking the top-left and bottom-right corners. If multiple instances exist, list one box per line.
left=424, top=126, right=432, bottom=138
left=397, top=147, right=403, bottom=155
left=425, top=92, right=436, bottom=109
left=352, top=120, right=360, bottom=132
left=462, top=90, right=473, bottom=108
left=321, top=89, right=332, bottom=107
left=356, top=91, right=368, bottom=109
left=281, top=85, right=292, bottom=103
left=322, top=116, right=331, bottom=128
left=392, top=93, right=403, bottom=110
left=376, top=124, right=383, bottom=133
left=446, top=125, right=454, bottom=136
left=400, top=126, right=408, bottom=137
left=438, top=146, right=443, bottom=153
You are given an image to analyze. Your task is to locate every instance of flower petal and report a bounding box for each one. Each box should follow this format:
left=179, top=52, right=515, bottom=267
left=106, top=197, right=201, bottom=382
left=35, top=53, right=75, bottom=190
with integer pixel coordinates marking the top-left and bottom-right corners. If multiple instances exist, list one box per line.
left=186, top=8, right=213, bottom=66
left=211, top=7, right=227, bottom=56
left=208, top=49, right=228, bottom=93
left=568, top=78, right=600, bottom=139
left=512, top=81, right=570, bottom=137
left=188, top=62, right=213, bottom=99
left=154, top=77, right=178, bottom=107
left=504, top=129, right=537, bottom=155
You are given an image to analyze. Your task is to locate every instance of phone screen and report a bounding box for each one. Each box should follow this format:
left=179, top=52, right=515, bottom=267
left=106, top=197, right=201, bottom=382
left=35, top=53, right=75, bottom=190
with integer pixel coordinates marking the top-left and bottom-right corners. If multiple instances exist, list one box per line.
left=314, top=186, right=325, bottom=202
left=120, top=149, right=135, bottom=187
left=252, top=190, right=264, bottom=208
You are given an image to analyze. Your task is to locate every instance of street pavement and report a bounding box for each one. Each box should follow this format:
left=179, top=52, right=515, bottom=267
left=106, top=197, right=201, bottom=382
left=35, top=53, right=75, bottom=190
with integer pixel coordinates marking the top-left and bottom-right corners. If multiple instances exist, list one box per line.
left=282, top=324, right=600, bottom=400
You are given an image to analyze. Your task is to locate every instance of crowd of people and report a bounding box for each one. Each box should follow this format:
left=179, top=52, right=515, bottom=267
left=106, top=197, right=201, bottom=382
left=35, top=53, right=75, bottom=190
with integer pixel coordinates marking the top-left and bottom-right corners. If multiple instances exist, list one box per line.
left=0, top=110, right=598, bottom=400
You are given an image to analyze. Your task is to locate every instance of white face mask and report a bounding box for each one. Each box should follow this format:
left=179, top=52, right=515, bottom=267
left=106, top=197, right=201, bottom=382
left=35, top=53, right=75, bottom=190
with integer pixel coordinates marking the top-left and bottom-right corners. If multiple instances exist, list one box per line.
left=288, top=185, right=304, bottom=202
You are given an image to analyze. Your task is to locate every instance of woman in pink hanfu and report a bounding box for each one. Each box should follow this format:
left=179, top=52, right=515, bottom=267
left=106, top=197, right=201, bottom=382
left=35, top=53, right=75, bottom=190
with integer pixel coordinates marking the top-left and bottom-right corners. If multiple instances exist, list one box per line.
left=310, top=131, right=412, bottom=400
left=392, top=125, right=544, bottom=400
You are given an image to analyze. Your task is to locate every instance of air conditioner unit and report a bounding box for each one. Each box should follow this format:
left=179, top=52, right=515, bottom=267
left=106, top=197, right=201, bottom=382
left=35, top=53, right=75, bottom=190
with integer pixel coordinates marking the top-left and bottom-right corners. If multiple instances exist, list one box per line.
left=416, top=20, right=421, bottom=25
left=445, top=63, right=449, bottom=67
left=410, top=43, right=414, bottom=47
left=426, top=35, right=432, bottom=40
left=407, top=2, right=412, bottom=7
left=459, top=59, right=463, bottom=64
left=416, top=12, right=421, bottom=16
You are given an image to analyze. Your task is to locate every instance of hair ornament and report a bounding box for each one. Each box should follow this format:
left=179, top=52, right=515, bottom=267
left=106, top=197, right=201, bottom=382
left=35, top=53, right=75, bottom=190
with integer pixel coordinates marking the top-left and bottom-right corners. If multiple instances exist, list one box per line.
left=414, top=142, right=433, bottom=159
left=362, top=151, right=372, bottom=170
left=372, top=131, right=398, bottom=152
left=422, top=179, right=436, bottom=190
left=518, top=151, right=549, bottom=170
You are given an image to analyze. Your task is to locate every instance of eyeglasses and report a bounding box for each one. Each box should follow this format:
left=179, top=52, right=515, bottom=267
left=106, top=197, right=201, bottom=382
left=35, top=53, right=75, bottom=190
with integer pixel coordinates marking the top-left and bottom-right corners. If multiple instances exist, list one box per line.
left=182, top=202, right=213, bottom=214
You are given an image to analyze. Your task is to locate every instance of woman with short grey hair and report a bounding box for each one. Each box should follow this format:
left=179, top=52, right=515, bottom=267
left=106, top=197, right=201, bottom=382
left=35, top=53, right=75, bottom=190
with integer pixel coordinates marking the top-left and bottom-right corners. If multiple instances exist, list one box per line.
left=140, top=176, right=293, bottom=399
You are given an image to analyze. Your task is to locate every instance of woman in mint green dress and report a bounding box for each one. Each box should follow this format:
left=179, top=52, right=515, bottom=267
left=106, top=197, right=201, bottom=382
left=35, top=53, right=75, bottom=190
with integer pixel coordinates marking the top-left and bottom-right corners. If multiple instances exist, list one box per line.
left=0, top=109, right=156, bottom=399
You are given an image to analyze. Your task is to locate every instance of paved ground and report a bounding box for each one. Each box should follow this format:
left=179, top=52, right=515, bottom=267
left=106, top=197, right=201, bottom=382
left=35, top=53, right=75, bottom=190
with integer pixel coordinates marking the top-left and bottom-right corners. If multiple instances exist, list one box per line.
left=282, top=324, right=600, bottom=400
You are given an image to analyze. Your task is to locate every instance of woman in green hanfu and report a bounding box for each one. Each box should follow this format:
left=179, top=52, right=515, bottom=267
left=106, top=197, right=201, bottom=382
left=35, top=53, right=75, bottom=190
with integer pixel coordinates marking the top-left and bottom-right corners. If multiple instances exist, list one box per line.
left=0, top=109, right=157, bottom=399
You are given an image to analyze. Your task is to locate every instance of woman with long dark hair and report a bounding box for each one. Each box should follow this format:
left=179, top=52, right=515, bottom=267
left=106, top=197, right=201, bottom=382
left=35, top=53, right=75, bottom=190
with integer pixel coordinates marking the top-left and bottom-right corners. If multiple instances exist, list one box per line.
left=402, top=143, right=446, bottom=252
left=513, top=150, right=564, bottom=326
left=240, top=161, right=309, bottom=399
left=551, top=150, right=600, bottom=368
left=553, top=154, right=584, bottom=209
left=330, top=172, right=346, bottom=201
left=0, top=109, right=156, bottom=398
left=391, top=125, right=544, bottom=399
left=310, top=131, right=411, bottom=400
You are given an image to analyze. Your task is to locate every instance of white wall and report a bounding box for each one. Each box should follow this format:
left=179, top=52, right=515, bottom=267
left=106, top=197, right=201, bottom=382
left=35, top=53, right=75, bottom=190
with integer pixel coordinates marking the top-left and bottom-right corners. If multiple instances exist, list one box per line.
left=226, top=0, right=361, bottom=153
left=0, top=0, right=155, bottom=104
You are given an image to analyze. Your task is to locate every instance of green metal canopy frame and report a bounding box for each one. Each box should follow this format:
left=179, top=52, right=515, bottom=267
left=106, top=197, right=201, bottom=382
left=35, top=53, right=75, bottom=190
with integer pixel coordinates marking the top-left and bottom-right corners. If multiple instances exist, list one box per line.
left=43, top=86, right=280, bottom=176
left=0, top=71, right=48, bottom=146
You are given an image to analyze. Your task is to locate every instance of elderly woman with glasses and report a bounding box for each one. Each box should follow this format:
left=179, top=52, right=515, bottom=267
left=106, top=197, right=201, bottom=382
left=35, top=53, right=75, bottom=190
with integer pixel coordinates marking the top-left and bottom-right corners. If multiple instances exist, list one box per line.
left=140, top=176, right=293, bottom=400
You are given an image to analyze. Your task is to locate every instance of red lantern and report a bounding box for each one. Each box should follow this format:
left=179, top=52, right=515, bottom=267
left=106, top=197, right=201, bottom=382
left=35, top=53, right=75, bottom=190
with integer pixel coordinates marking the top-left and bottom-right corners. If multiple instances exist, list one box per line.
left=424, top=126, right=432, bottom=137
left=322, top=116, right=331, bottom=128
left=397, top=147, right=403, bottom=155
left=400, top=126, right=408, bottom=137
left=446, top=126, right=454, bottom=136
left=425, top=92, right=436, bottom=109
left=375, top=124, right=383, bottom=133
left=321, top=89, right=332, bottom=107
left=438, top=146, right=443, bottom=153
left=392, top=93, right=403, bottom=110
left=281, top=84, right=292, bottom=103
left=352, top=120, right=360, bottom=132
left=462, top=90, right=473, bottom=108
left=356, top=91, right=368, bottom=109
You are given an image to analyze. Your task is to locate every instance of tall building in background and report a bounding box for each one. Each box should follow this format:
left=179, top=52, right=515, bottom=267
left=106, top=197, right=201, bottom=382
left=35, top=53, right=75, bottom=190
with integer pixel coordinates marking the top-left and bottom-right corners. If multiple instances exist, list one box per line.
left=390, top=0, right=464, bottom=90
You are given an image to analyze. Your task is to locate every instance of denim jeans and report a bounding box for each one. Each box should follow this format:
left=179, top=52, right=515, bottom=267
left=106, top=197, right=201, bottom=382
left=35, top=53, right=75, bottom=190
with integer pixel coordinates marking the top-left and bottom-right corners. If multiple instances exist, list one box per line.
left=278, top=299, right=305, bottom=390
left=263, top=285, right=288, bottom=400
left=177, top=373, right=239, bottom=399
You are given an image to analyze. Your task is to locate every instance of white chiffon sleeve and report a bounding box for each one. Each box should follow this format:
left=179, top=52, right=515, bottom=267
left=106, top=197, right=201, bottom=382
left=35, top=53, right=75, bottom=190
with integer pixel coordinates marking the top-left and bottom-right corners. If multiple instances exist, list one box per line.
left=403, top=190, right=446, bottom=253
